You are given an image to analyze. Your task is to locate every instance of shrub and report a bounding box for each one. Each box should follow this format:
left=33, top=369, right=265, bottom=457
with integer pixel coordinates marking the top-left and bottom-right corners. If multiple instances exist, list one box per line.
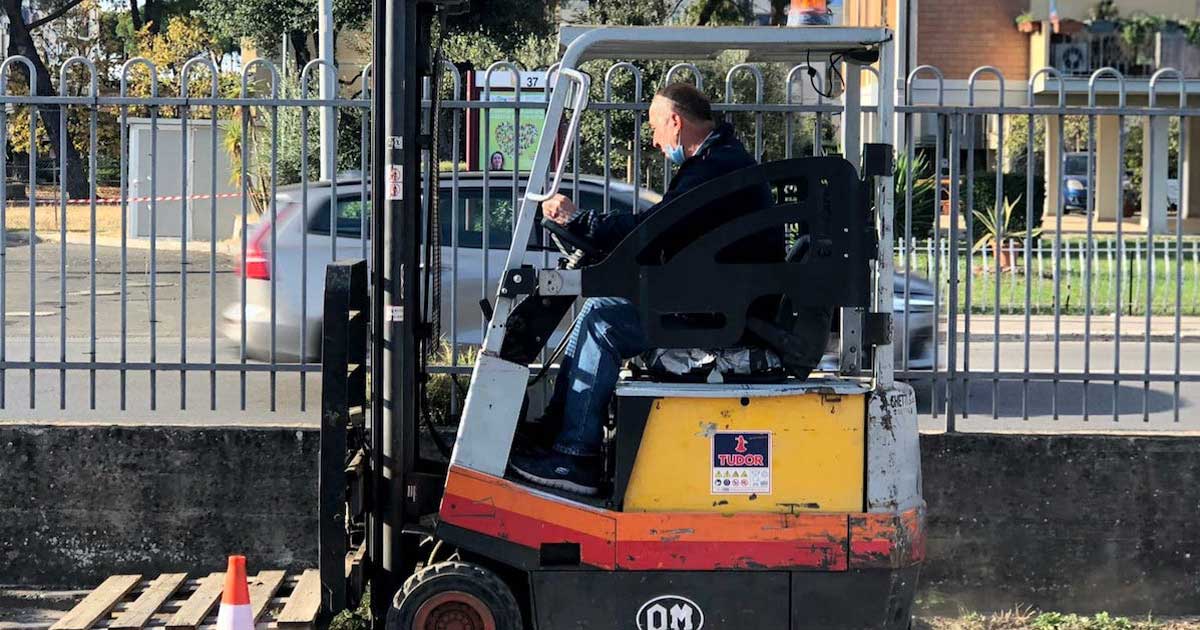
left=893, top=151, right=937, bottom=240
left=969, top=171, right=1046, bottom=245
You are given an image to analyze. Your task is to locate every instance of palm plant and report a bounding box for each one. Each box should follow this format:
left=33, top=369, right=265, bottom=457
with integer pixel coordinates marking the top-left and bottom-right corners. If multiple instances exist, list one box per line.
left=973, top=195, right=1043, bottom=271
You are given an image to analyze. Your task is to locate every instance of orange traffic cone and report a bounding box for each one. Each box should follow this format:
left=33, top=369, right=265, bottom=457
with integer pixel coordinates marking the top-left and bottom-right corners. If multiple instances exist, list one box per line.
left=216, top=556, right=253, bottom=630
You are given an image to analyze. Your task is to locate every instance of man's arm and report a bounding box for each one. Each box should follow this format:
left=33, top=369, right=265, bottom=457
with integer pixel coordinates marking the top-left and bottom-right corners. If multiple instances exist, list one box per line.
left=565, top=164, right=718, bottom=250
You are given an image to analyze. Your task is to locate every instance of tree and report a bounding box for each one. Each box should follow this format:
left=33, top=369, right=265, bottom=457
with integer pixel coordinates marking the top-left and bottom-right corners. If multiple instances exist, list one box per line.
left=2, top=0, right=89, bottom=197
left=690, top=0, right=751, bottom=26
left=200, top=0, right=374, bottom=72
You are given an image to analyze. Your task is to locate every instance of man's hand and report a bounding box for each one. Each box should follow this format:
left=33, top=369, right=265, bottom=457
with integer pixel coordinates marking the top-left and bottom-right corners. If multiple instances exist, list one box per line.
left=542, top=194, right=577, bottom=225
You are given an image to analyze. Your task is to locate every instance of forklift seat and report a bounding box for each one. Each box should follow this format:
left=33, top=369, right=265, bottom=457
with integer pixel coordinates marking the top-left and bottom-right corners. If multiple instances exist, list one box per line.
left=628, top=234, right=816, bottom=383
left=581, top=156, right=872, bottom=380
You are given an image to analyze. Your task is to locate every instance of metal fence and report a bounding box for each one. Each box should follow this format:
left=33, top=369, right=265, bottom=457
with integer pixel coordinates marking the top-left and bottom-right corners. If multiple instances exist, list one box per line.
left=2, top=54, right=1199, bottom=430
left=0, top=55, right=371, bottom=420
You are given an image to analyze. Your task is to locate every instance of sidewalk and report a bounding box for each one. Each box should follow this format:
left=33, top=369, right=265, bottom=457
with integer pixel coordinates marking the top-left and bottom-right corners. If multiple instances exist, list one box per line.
left=942, top=314, right=1200, bottom=342
left=23, top=228, right=243, bottom=257
left=937, top=211, right=1200, bottom=238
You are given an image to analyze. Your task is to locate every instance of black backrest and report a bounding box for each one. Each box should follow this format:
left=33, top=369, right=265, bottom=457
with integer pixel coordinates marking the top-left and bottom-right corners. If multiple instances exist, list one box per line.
left=580, top=156, right=872, bottom=349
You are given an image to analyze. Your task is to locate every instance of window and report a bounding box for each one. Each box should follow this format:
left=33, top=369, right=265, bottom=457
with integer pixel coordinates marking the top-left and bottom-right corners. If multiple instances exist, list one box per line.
left=577, top=189, right=633, bottom=215
left=438, top=187, right=517, bottom=250
left=308, top=194, right=371, bottom=238
left=305, top=183, right=639, bottom=247
left=1064, top=155, right=1089, bottom=177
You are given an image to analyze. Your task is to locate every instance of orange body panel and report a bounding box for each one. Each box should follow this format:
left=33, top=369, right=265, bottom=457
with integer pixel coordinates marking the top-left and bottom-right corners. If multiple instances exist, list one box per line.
left=441, top=466, right=924, bottom=572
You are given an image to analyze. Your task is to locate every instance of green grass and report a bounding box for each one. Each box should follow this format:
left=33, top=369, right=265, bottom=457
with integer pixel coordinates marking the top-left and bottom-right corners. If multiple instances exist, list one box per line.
left=897, top=241, right=1200, bottom=317
left=916, top=609, right=1197, bottom=630
left=328, top=589, right=371, bottom=630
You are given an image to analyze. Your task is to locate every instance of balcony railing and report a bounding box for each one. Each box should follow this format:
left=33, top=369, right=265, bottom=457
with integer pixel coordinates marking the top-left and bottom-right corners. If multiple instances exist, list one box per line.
left=1050, top=30, right=1200, bottom=79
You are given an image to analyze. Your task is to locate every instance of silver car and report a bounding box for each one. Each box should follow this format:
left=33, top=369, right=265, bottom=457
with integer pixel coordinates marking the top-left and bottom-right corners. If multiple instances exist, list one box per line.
left=223, top=174, right=936, bottom=373
left=222, top=173, right=660, bottom=362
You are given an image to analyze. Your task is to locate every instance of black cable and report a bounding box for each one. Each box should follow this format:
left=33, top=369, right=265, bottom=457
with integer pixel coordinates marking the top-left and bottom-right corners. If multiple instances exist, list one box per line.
left=421, top=10, right=452, bottom=460
left=805, top=49, right=847, bottom=100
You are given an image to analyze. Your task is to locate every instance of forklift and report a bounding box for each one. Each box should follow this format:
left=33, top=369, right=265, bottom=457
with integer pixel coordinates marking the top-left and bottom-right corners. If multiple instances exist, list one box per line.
left=318, top=2, right=923, bottom=628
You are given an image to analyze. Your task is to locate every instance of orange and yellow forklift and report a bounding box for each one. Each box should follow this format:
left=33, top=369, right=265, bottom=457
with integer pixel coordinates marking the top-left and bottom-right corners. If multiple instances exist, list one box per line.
left=317, top=4, right=923, bottom=628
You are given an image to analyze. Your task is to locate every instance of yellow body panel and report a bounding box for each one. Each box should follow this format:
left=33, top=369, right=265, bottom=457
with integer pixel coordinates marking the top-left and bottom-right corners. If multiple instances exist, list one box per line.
left=622, top=392, right=865, bottom=513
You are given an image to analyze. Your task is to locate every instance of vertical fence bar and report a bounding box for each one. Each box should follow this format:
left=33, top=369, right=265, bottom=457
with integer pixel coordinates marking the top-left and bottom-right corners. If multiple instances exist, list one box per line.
left=1148, top=68, right=1183, bottom=423
left=663, top=63, right=702, bottom=189
left=238, top=85, right=249, bottom=410
left=1113, top=113, right=1126, bottom=421
left=181, top=58, right=221, bottom=412
left=445, top=63, right=462, bottom=415
left=57, top=68, right=69, bottom=409
left=1052, top=108, right=1066, bottom=419
left=0, top=61, right=10, bottom=410
left=1083, top=109, right=1097, bottom=420
left=932, top=116, right=945, bottom=418
left=64, top=59, right=98, bottom=409
left=964, top=66, right=1003, bottom=420
left=148, top=69, right=159, bottom=410
left=301, top=60, right=325, bottom=413
left=1178, top=108, right=1191, bottom=420
left=356, top=66, right=372, bottom=414
left=58, top=61, right=95, bottom=410
left=178, top=68, right=190, bottom=410
left=905, top=67, right=944, bottom=403
left=177, top=56, right=220, bottom=410
left=268, top=72, right=281, bottom=413
left=85, top=64, right=99, bottom=409
left=118, top=61, right=139, bottom=411
left=1, top=59, right=41, bottom=410
left=25, top=66, right=38, bottom=409
left=962, top=113, right=974, bottom=419
left=945, top=115, right=961, bottom=428
left=481, top=63, right=521, bottom=332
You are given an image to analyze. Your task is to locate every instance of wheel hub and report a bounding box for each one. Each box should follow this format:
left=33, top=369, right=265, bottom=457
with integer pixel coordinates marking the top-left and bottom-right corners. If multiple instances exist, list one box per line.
left=414, top=591, right=496, bottom=630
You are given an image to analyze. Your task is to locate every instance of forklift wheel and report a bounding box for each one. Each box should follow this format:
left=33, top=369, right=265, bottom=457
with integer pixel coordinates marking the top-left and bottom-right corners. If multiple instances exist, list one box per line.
left=387, top=561, right=522, bottom=630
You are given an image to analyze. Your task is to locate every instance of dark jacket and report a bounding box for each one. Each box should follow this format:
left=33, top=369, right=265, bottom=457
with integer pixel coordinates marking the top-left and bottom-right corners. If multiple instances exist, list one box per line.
left=567, top=122, right=781, bottom=261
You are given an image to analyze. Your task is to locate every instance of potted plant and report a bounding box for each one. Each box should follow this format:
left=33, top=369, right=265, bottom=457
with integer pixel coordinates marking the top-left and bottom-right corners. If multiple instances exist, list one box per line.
left=1121, top=13, right=1164, bottom=64
left=973, top=195, right=1042, bottom=272
left=1087, top=0, right=1119, bottom=33
left=1184, top=18, right=1200, bottom=47
left=1016, top=12, right=1040, bottom=34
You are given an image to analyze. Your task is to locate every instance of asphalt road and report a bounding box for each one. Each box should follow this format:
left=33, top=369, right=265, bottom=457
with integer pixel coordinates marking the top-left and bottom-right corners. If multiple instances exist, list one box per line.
left=2, top=239, right=1199, bottom=430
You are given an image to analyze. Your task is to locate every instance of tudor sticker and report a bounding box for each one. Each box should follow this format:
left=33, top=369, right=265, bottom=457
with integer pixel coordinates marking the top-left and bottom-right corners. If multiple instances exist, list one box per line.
left=711, top=431, right=771, bottom=495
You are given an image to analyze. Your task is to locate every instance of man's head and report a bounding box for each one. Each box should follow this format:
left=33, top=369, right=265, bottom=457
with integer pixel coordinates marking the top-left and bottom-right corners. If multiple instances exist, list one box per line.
left=649, top=83, right=716, bottom=164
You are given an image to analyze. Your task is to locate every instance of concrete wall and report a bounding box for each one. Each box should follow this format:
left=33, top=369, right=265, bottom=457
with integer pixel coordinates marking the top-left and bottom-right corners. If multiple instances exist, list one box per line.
left=0, top=424, right=316, bottom=587
left=3, top=424, right=1199, bottom=615
left=921, top=431, right=1200, bottom=615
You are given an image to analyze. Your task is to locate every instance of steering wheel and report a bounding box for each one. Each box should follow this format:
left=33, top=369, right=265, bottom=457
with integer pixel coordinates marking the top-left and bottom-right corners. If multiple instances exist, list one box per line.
left=541, top=217, right=603, bottom=258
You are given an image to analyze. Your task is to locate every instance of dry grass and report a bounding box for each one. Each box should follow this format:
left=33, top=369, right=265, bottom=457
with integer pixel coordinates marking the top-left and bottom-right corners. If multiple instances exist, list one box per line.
left=4, top=202, right=125, bottom=237
left=5, top=186, right=143, bottom=238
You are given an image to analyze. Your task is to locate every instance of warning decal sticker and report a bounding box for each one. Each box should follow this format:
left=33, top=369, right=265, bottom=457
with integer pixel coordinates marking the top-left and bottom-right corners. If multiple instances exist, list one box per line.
left=711, top=431, right=771, bottom=495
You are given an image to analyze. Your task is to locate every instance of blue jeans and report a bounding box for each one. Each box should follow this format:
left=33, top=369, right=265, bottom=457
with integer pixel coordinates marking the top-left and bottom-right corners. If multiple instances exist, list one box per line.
left=549, top=298, right=648, bottom=457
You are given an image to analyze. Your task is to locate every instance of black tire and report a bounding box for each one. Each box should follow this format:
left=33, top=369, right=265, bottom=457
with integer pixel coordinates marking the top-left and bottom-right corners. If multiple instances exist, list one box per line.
left=386, top=561, right=523, bottom=630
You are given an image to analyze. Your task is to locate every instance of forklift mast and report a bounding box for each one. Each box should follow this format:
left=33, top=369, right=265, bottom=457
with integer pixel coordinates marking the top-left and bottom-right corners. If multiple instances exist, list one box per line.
left=368, top=0, right=462, bottom=622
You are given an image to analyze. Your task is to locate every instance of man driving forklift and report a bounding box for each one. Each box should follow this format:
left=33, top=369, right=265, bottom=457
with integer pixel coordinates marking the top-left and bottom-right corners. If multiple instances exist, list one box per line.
left=509, top=82, right=781, bottom=495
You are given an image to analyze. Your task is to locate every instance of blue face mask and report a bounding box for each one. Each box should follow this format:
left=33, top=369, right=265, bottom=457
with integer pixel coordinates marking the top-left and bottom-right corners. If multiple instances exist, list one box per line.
left=664, top=128, right=686, bottom=165
left=665, top=143, right=686, bottom=165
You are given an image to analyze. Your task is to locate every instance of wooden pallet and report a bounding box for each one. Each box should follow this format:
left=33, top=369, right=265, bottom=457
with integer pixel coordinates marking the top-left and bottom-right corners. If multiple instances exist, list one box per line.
left=49, top=570, right=320, bottom=630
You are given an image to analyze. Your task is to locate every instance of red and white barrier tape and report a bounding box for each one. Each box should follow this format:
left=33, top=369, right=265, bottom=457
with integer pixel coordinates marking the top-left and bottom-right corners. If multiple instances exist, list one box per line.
left=7, top=191, right=247, bottom=205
